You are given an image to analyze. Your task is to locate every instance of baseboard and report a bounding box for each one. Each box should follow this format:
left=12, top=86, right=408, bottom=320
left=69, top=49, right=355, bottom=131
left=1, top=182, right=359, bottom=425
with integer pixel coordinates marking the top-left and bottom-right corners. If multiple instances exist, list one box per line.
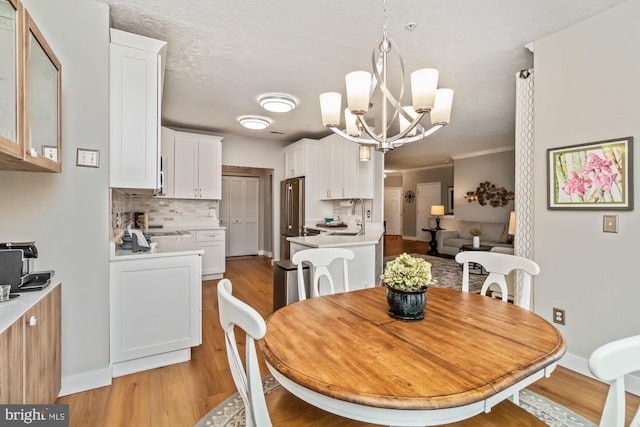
left=403, top=235, right=417, bottom=241
left=59, top=366, right=112, bottom=397
left=560, top=351, right=640, bottom=396
left=111, top=348, right=191, bottom=378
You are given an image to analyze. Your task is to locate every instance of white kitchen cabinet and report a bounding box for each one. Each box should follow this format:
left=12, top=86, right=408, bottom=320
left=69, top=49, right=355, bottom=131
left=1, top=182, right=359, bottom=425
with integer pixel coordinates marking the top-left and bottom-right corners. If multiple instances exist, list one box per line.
left=174, top=131, right=223, bottom=199
left=194, top=229, right=225, bottom=279
left=228, top=176, right=259, bottom=257
left=109, top=29, right=167, bottom=191
left=158, top=126, right=175, bottom=198
left=284, top=142, right=306, bottom=178
left=318, top=135, right=366, bottom=199
left=110, top=254, right=201, bottom=376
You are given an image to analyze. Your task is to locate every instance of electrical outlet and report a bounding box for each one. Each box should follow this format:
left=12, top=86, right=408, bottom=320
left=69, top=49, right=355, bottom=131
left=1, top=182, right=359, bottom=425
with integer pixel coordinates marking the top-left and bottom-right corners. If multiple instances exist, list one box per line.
left=367, top=210, right=371, bottom=219
left=553, top=308, right=565, bottom=325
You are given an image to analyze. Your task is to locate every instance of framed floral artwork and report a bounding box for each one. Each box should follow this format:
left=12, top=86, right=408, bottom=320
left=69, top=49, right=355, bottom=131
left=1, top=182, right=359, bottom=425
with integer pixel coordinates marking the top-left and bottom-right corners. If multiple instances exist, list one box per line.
left=547, top=137, right=633, bottom=210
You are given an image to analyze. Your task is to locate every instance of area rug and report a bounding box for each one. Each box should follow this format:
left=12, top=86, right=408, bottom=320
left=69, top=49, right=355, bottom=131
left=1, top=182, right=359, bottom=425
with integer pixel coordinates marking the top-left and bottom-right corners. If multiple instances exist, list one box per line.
left=195, top=375, right=597, bottom=427
left=384, top=253, right=486, bottom=294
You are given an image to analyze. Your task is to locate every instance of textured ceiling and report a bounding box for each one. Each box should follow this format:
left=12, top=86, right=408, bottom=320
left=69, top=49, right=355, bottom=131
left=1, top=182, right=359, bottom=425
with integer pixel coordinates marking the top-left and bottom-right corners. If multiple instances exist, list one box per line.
left=100, top=0, right=627, bottom=170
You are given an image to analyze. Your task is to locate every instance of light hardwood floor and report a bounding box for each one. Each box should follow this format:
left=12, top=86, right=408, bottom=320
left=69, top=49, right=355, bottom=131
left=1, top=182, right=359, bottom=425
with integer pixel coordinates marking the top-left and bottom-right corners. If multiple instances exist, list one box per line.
left=56, top=236, right=640, bottom=426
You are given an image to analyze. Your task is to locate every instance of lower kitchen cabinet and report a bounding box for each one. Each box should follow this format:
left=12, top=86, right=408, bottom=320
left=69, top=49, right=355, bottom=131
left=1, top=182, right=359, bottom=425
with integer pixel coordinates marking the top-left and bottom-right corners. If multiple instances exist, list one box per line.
left=0, top=283, right=62, bottom=404
left=110, top=254, right=202, bottom=376
left=194, top=230, right=225, bottom=279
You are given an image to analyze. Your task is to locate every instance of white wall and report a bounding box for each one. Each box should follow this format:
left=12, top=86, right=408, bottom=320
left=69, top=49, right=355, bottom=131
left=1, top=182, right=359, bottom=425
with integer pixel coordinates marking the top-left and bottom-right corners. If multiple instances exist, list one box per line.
left=220, top=133, right=287, bottom=259
left=0, top=0, right=111, bottom=394
left=452, top=149, right=515, bottom=224
left=534, top=0, right=640, bottom=385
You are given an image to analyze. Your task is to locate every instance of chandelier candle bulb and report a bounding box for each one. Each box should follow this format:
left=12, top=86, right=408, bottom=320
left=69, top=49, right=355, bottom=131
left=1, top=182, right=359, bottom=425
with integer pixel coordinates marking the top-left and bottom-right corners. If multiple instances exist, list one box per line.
left=411, top=68, right=439, bottom=112
left=431, top=88, right=454, bottom=125
left=319, top=92, right=342, bottom=126
left=345, top=71, right=372, bottom=114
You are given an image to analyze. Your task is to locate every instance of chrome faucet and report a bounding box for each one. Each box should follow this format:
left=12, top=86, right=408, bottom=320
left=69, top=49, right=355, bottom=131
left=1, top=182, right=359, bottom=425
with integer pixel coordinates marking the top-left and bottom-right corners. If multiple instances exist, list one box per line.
left=352, top=198, right=365, bottom=235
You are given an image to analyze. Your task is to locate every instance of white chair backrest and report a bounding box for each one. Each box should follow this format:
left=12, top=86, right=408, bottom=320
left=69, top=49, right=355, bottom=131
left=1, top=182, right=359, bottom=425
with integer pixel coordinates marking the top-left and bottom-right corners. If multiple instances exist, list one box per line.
left=454, top=251, right=540, bottom=310
left=589, top=335, right=640, bottom=427
left=291, top=248, right=355, bottom=300
left=217, top=279, right=272, bottom=427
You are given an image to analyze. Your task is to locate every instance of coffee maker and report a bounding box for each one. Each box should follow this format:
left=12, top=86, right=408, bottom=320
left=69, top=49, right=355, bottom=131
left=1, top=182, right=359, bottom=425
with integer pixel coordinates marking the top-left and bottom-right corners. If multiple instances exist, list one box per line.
left=0, top=242, right=54, bottom=292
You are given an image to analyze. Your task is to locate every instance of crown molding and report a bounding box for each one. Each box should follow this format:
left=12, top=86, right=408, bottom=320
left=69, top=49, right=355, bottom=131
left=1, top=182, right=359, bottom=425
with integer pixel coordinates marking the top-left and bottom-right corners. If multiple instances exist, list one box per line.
left=451, top=146, right=514, bottom=161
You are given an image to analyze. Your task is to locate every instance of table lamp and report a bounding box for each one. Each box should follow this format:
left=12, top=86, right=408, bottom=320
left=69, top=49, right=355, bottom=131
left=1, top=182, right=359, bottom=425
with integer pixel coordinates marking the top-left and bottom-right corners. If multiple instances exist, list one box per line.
left=508, top=211, right=516, bottom=243
left=430, top=205, right=445, bottom=230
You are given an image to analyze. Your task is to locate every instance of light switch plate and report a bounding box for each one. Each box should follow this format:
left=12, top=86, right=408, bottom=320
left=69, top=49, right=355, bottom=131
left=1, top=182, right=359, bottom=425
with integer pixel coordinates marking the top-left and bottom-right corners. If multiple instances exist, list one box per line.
left=76, top=148, right=100, bottom=168
left=603, top=215, right=618, bottom=233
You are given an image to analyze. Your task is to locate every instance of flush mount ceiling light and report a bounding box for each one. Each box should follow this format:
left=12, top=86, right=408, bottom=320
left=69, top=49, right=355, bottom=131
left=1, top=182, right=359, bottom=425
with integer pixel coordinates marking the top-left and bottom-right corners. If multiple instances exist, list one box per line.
left=238, top=116, right=271, bottom=130
left=319, top=0, right=454, bottom=153
left=259, top=94, right=297, bottom=113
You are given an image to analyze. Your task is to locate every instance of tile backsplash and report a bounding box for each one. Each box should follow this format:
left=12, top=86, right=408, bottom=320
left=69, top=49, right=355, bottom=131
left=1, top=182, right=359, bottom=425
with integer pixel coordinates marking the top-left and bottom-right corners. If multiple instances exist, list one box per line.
left=111, top=190, right=219, bottom=230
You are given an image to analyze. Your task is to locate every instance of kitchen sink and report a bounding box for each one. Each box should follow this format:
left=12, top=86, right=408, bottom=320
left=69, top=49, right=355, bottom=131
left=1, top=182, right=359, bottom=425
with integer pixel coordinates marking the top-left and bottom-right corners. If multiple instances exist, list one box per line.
left=330, top=231, right=360, bottom=236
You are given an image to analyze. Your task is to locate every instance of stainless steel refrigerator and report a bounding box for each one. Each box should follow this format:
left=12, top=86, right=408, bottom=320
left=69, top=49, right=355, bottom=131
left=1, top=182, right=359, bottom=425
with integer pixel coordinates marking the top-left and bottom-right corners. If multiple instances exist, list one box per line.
left=280, top=177, right=304, bottom=260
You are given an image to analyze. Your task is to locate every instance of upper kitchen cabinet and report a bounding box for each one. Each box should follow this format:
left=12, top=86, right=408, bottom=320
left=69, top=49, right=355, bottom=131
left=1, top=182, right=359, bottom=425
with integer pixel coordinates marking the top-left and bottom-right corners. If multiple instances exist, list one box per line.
left=318, top=134, right=373, bottom=199
left=173, top=130, right=223, bottom=200
left=0, top=0, right=62, bottom=173
left=23, top=10, right=62, bottom=172
left=109, top=29, right=167, bottom=192
left=0, top=0, right=23, bottom=162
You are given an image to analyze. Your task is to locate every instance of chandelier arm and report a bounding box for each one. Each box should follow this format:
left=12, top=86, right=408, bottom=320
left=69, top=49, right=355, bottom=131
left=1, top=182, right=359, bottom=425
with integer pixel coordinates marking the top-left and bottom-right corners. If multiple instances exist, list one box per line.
left=387, top=112, right=427, bottom=143
left=372, top=37, right=406, bottom=126
left=391, top=124, right=444, bottom=147
left=326, top=126, right=378, bottom=147
left=356, top=116, right=384, bottom=144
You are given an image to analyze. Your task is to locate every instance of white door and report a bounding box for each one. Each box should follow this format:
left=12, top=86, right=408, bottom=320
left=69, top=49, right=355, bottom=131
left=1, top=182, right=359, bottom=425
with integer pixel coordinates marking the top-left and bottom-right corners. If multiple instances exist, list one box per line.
left=416, top=182, right=442, bottom=241
left=220, top=176, right=230, bottom=254
left=384, top=188, right=403, bottom=235
left=228, top=176, right=260, bottom=257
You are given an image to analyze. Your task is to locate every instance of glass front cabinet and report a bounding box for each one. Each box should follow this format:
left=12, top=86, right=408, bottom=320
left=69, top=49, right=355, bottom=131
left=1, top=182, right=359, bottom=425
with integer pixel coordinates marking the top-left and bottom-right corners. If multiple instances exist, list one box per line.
left=0, top=0, right=61, bottom=172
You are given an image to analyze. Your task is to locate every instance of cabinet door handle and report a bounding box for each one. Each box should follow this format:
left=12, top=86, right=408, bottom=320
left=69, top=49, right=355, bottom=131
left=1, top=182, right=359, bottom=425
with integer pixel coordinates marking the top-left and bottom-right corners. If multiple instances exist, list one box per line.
left=27, top=315, right=37, bottom=326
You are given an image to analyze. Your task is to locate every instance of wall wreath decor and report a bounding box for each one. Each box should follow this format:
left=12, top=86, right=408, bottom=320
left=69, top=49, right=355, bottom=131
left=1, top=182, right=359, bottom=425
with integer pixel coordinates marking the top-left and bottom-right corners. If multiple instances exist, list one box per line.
left=465, top=181, right=514, bottom=207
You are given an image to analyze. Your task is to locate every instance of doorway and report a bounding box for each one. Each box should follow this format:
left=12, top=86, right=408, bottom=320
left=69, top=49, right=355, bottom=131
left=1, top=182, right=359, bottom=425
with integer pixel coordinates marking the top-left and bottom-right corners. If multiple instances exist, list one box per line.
left=416, top=182, right=442, bottom=241
left=384, top=187, right=403, bottom=235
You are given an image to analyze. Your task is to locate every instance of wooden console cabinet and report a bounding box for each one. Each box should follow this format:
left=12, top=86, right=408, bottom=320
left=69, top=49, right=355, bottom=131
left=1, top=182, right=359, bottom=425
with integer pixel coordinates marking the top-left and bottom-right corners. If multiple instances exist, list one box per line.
left=0, top=283, right=61, bottom=404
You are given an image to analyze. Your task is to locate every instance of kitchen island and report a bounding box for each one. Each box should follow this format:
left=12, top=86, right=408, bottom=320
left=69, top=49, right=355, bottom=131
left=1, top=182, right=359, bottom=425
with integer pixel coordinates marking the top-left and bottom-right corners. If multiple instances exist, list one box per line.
left=287, top=225, right=384, bottom=292
left=109, top=235, right=203, bottom=377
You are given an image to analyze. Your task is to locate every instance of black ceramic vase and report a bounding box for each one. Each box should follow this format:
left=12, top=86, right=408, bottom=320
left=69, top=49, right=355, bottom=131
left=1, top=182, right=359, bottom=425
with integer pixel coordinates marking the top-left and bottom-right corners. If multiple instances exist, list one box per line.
left=386, top=285, right=427, bottom=321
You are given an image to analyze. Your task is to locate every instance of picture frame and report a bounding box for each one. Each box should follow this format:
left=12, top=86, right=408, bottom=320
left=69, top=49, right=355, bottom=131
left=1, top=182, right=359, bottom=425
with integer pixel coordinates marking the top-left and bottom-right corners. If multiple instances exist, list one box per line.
left=547, top=137, right=633, bottom=210
left=447, top=186, right=454, bottom=214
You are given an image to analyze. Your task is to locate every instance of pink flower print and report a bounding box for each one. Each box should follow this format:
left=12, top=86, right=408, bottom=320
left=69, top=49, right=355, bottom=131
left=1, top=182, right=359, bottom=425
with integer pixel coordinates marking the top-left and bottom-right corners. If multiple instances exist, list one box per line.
left=579, top=153, right=613, bottom=175
left=562, top=171, right=593, bottom=196
left=595, top=172, right=618, bottom=192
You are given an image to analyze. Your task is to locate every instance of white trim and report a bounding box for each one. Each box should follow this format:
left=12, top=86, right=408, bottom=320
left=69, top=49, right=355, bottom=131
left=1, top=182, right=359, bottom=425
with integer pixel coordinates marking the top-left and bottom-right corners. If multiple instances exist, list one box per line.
left=559, top=351, right=640, bottom=397
left=111, top=348, right=191, bottom=378
left=451, top=146, right=514, bottom=160
left=403, top=235, right=418, bottom=241
left=59, top=367, right=112, bottom=397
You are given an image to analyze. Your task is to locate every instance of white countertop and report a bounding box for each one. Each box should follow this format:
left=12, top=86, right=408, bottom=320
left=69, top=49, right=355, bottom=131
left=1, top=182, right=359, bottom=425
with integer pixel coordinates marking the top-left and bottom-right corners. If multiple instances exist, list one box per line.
left=110, top=236, right=203, bottom=261
left=0, top=280, right=61, bottom=334
left=288, top=227, right=384, bottom=248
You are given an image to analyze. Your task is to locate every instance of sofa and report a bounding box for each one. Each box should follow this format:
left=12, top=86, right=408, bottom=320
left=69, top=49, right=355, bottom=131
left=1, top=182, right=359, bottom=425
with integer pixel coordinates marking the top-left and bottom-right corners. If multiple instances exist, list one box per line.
left=436, top=220, right=513, bottom=257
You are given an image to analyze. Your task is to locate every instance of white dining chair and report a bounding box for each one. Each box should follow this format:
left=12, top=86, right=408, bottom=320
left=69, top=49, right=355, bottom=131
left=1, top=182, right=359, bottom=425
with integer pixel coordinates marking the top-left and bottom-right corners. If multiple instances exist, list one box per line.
left=455, top=250, right=540, bottom=310
left=291, top=248, right=354, bottom=300
left=216, top=279, right=371, bottom=427
left=589, top=334, right=640, bottom=427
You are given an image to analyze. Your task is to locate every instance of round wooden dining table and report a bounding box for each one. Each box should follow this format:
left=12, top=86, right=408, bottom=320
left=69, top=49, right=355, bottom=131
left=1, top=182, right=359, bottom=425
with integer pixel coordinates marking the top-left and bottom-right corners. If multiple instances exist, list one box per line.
left=258, top=286, right=566, bottom=426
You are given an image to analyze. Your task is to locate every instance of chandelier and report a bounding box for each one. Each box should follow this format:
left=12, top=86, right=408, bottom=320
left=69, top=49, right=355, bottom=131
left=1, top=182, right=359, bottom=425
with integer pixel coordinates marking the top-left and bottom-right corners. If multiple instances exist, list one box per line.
left=319, top=0, right=453, bottom=154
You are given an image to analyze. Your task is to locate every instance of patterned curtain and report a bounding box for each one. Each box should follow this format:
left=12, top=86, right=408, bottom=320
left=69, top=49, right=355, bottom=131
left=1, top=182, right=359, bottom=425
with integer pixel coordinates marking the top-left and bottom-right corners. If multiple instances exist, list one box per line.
left=514, top=69, right=534, bottom=308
